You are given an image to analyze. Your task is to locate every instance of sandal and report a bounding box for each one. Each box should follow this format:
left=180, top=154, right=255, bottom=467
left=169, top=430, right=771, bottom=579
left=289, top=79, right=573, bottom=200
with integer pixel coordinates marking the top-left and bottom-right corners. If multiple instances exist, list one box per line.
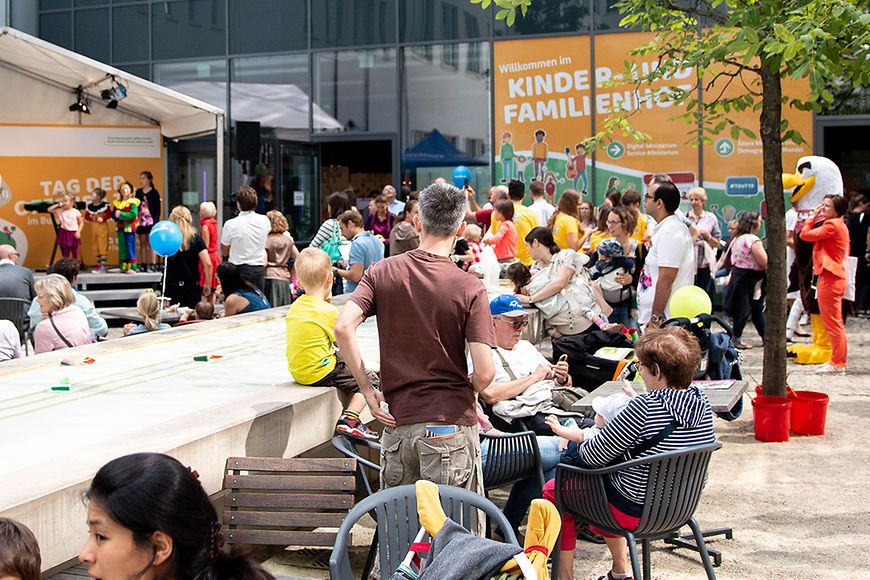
left=576, top=522, right=606, bottom=544
left=735, top=341, right=752, bottom=350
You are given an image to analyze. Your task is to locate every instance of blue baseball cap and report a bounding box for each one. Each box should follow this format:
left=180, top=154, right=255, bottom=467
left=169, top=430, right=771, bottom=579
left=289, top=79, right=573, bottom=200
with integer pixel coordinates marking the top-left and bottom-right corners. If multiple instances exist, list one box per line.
left=490, top=294, right=526, bottom=317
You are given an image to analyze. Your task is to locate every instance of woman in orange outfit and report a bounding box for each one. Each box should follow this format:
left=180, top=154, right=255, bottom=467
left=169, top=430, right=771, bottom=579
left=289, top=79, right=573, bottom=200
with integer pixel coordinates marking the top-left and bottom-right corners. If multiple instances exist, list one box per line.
left=800, top=194, right=850, bottom=374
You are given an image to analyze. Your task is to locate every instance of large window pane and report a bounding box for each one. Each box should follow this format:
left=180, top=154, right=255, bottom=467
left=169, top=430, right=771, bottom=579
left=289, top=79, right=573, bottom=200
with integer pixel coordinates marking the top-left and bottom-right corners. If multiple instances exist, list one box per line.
left=311, top=0, right=396, bottom=48
left=314, top=49, right=397, bottom=133
left=40, top=11, right=72, bottom=49
left=229, top=0, right=307, bottom=54
left=41, top=0, right=71, bottom=9
left=75, top=9, right=109, bottom=61
left=154, top=59, right=227, bottom=110
left=113, top=4, right=149, bottom=62
left=118, top=63, right=150, bottom=80
left=401, top=0, right=490, bottom=42
left=495, top=0, right=591, bottom=36
left=75, top=0, right=107, bottom=6
left=403, top=42, right=490, bottom=188
left=594, top=0, right=627, bottom=31
left=152, top=0, right=226, bottom=60
left=231, top=54, right=309, bottom=131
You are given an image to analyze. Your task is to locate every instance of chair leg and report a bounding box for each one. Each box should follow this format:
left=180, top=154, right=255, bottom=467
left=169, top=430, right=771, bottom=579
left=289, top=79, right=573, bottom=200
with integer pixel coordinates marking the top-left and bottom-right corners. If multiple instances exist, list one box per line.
left=362, top=529, right=378, bottom=580
left=687, top=517, right=718, bottom=580
left=641, top=539, right=651, bottom=580
left=551, top=530, right=561, bottom=580
left=625, top=532, right=642, bottom=580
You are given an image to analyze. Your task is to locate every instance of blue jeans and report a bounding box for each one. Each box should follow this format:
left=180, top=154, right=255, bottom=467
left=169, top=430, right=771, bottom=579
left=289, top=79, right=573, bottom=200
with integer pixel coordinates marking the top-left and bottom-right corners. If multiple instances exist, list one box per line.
left=502, top=158, right=514, bottom=181
left=481, top=435, right=565, bottom=533
left=608, top=301, right=635, bottom=329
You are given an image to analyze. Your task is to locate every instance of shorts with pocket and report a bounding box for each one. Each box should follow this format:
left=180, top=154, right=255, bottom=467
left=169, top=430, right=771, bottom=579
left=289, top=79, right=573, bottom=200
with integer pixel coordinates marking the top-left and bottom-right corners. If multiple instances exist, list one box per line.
left=379, top=422, right=483, bottom=496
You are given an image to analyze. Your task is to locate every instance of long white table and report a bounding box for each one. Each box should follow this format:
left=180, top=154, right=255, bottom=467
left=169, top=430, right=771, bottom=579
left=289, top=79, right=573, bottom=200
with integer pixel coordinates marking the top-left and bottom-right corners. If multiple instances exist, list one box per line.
left=0, top=307, right=381, bottom=570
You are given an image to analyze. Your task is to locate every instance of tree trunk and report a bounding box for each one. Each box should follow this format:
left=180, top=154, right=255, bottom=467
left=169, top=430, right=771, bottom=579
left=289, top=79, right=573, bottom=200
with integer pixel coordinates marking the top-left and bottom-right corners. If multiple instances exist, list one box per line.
left=759, top=63, right=788, bottom=397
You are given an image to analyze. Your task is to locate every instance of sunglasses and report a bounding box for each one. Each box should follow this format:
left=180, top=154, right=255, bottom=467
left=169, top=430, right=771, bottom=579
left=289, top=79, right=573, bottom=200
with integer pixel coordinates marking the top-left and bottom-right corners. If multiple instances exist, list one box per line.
left=498, top=317, right=529, bottom=331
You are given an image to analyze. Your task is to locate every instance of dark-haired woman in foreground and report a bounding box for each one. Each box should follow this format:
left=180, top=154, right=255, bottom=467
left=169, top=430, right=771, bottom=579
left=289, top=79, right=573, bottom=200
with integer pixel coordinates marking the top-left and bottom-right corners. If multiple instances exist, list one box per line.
left=80, top=453, right=274, bottom=580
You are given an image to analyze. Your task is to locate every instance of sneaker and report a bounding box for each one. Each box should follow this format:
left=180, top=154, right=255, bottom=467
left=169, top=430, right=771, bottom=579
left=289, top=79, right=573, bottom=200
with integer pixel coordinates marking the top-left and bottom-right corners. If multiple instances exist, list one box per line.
left=91, top=266, right=104, bottom=274
left=814, top=363, right=845, bottom=375
left=335, top=416, right=379, bottom=441
left=596, top=573, right=634, bottom=580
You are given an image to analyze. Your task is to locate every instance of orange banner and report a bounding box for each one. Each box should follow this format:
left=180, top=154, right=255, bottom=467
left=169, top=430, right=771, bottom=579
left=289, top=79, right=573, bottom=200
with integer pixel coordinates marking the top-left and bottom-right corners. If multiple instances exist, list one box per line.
left=0, top=125, right=163, bottom=269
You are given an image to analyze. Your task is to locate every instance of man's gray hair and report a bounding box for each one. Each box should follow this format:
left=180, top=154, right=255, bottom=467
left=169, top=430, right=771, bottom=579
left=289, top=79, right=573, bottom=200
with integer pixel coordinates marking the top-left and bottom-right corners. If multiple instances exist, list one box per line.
left=418, top=182, right=467, bottom=236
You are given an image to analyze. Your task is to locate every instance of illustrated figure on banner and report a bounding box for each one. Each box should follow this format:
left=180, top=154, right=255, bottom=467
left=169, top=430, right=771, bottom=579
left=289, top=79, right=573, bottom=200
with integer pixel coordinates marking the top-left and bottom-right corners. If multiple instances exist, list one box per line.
left=500, top=131, right=515, bottom=183
left=531, top=129, right=549, bottom=182
left=566, top=142, right=588, bottom=193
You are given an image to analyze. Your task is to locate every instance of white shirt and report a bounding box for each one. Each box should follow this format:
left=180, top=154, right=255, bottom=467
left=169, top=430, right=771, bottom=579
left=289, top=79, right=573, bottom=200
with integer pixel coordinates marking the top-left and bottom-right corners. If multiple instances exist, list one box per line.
left=220, top=211, right=269, bottom=266
left=0, top=319, right=20, bottom=361
left=530, top=199, right=556, bottom=228
left=388, top=199, right=405, bottom=216
left=637, top=214, right=696, bottom=324
left=467, top=340, right=549, bottom=383
left=786, top=208, right=798, bottom=274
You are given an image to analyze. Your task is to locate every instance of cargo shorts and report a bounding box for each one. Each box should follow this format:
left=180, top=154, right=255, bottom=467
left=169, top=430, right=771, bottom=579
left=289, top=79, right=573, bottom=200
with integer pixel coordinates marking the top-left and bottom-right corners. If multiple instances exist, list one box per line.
left=379, top=422, right=483, bottom=496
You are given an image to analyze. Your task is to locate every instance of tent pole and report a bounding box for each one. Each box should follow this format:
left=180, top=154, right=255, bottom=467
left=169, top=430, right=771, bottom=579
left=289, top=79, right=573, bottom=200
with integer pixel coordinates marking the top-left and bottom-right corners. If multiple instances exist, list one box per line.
left=216, top=114, right=224, bottom=229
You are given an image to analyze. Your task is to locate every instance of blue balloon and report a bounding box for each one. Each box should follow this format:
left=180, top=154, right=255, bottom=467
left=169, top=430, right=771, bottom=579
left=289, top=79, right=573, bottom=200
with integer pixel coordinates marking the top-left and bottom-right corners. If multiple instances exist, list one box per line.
left=149, top=220, right=183, bottom=257
left=452, top=165, right=472, bottom=188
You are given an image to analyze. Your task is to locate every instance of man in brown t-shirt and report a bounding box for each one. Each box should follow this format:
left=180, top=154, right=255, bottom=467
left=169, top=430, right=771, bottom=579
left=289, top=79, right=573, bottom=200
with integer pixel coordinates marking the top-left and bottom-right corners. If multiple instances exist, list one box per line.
left=335, top=182, right=496, bottom=494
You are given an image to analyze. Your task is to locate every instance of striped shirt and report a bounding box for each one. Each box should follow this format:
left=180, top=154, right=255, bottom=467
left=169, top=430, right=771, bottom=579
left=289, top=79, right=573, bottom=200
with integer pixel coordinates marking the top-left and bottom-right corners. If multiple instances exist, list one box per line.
left=580, top=386, right=716, bottom=505
left=310, top=218, right=338, bottom=249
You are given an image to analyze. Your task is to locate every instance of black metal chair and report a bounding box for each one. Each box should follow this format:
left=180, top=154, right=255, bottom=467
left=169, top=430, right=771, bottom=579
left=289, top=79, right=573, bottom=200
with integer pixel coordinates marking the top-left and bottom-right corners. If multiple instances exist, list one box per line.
left=331, top=435, right=381, bottom=498
left=328, top=483, right=520, bottom=580
left=0, top=297, right=32, bottom=355
left=553, top=443, right=722, bottom=580
left=480, top=430, right=546, bottom=494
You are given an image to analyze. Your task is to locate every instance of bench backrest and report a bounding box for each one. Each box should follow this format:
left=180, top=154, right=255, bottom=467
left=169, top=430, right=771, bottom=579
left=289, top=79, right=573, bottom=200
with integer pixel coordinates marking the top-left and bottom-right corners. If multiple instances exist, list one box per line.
left=223, top=456, right=356, bottom=548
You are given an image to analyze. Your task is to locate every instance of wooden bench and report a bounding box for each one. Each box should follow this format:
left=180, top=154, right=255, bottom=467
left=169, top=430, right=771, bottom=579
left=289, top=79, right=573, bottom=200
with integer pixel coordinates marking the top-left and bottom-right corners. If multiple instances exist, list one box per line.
left=222, top=457, right=357, bottom=549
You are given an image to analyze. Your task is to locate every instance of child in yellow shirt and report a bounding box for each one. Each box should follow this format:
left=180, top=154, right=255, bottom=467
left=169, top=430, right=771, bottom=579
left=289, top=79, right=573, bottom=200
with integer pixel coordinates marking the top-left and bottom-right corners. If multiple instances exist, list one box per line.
left=285, top=247, right=379, bottom=440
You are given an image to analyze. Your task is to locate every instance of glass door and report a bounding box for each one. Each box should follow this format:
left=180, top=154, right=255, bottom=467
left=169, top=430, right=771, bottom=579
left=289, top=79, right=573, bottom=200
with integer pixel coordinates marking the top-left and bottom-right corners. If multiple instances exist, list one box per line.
left=278, top=143, right=319, bottom=242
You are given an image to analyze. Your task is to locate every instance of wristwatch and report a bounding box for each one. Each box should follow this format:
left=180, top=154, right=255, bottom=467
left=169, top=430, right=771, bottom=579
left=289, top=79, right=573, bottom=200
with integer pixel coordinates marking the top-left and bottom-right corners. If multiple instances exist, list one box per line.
left=650, top=313, right=665, bottom=324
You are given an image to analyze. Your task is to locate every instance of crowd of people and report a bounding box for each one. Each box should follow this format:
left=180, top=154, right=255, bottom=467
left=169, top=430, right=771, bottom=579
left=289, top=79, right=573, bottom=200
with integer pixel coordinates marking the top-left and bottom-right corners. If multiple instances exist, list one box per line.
left=2, top=169, right=864, bottom=580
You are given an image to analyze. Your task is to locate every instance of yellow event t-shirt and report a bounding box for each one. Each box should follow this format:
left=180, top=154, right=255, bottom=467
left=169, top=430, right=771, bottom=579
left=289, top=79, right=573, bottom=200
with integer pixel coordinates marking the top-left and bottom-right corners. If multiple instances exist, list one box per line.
left=552, top=212, right=580, bottom=250
left=514, top=202, right=538, bottom=265
left=588, top=229, right=612, bottom=253
left=285, top=294, right=338, bottom=384
left=632, top=213, right=648, bottom=243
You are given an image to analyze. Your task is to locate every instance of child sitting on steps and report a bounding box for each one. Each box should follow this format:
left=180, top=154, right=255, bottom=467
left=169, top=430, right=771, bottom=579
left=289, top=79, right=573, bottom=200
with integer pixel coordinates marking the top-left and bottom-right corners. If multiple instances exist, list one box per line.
left=285, top=247, right=380, bottom=441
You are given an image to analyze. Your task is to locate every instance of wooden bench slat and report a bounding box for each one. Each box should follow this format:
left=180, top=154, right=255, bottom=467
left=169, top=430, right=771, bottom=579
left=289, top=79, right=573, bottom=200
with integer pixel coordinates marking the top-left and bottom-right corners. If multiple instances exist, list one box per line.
left=225, top=529, right=342, bottom=547
left=226, top=457, right=356, bottom=473
left=226, top=492, right=354, bottom=510
left=224, top=510, right=345, bottom=528
left=224, top=474, right=355, bottom=492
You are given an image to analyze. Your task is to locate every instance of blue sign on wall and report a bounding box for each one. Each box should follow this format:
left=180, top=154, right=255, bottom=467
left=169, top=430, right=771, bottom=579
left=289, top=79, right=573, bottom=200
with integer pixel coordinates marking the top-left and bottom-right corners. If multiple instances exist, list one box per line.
left=725, top=176, right=759, bottom=196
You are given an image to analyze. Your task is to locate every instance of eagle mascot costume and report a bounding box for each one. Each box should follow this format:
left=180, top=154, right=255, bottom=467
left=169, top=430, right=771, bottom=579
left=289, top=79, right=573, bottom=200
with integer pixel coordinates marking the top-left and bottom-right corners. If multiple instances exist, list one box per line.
left=783, top=155, right=844, bottom=364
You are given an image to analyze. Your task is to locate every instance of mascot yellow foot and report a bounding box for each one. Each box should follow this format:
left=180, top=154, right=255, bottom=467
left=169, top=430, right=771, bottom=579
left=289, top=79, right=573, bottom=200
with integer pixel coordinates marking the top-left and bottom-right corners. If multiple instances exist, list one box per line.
left=787, top=314, right=832, bottom=364
left=415, top=480, right=560, bottom=579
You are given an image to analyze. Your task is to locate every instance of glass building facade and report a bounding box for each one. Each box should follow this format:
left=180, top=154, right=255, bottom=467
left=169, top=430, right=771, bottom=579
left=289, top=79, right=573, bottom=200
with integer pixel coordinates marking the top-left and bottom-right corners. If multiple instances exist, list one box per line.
left=26, top=0, right=870, bottom=240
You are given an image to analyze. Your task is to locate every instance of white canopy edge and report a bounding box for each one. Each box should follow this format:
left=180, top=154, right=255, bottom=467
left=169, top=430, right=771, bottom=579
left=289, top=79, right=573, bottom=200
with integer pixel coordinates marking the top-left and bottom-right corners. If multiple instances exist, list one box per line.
left=0, top=27, right=225, bottom=139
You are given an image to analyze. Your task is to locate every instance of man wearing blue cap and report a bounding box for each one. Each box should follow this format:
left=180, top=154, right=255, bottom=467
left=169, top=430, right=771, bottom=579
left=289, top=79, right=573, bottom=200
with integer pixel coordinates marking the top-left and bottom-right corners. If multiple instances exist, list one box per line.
left=473, top=294, right=576, bottom=435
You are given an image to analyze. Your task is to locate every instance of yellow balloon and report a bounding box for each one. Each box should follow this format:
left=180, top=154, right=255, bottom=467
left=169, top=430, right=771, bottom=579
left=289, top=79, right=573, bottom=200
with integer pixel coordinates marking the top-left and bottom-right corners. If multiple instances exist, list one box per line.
left=668, top=285, right=712, bottom=319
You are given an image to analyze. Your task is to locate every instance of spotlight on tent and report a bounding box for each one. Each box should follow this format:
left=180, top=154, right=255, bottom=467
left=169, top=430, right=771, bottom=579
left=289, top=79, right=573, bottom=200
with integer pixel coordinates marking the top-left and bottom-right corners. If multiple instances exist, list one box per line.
left=68, top=87, right=91, bottom=114
left=100, top=77, right=128, bottom=109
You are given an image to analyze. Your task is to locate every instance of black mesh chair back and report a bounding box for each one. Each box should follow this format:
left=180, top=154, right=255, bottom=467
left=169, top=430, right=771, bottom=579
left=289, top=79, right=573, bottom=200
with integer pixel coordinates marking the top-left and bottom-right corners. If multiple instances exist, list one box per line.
left=328, top=483, right=520, bottom=580
left=480, top=430, right=546, bottom=491
left=0, top=297, right=31, bottom=351
left=555, top=443, right=722, bottom=580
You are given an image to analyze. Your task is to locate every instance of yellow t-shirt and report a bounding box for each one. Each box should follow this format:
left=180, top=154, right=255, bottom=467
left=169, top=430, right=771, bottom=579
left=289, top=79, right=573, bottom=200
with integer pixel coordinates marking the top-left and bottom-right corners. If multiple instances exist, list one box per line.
left=532, top=142, right=548, bottom=160
left=588, top=229, right=612, bottom=254
left=285, top=294, right=338, bottom=384
left=552, top=212, right=581, bottom=250
left=514, top=202, right=538, bottom=266
left=632, top=213, right=648, bottom=243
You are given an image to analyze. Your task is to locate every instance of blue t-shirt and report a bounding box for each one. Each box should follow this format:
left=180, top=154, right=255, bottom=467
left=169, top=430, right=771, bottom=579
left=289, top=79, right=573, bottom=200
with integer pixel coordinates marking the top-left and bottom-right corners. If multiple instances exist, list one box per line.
left=235, top=289, right=271, bottom=313
left=346, top=231, right=384, bottom=293
left=127, top=322, right=171, bottom=335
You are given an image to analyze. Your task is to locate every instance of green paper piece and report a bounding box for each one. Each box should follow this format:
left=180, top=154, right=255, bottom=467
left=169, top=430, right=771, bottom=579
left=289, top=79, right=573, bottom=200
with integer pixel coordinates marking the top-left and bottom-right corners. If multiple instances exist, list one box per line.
left=51, top=385, right=70, bottom=391
left=193, top=356, right=209, bottom=362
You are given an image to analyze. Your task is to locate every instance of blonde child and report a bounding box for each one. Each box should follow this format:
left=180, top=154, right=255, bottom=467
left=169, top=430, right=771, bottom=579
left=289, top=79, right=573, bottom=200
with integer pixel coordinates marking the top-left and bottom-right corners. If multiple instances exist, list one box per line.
left=453, top=223, right=484, bottom=271
left=113, top=182, right=140, bottom=272
left=0, top=517, right=41, bottom=580
left=47, top=193, right=83, bottom=260
left=199, top=201, right=220, bottom=303
left=123, top=292, right=170, bottom=335
left=265, top=210, right=299, bottom=308
left=545, top=383, right=637, bottom=446
left=285, top=247, right=379, bottom=441
left=84, top=188, right=112, bottom=273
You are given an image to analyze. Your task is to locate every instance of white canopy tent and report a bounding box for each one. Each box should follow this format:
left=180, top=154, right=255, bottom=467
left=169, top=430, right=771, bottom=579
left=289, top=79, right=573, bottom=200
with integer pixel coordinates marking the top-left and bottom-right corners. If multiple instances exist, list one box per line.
left=0, top=27, right=227, bottom=219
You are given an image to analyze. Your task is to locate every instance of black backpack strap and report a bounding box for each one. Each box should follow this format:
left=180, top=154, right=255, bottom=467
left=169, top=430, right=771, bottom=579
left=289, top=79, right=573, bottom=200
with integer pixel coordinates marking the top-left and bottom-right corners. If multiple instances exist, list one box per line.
left=48, top=312, right=75, bottom=348
left=626, top=420, right=678, bottom=459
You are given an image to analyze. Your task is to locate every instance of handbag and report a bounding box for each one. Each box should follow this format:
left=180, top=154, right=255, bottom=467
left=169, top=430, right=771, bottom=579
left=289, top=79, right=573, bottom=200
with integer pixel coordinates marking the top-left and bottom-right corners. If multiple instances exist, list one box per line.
left=321, top=219, right=343, bottom=263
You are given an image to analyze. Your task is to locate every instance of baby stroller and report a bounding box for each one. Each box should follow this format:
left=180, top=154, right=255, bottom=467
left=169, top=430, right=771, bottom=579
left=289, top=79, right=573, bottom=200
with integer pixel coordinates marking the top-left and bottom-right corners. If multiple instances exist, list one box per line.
left=663, top=313, right=743, bottom=420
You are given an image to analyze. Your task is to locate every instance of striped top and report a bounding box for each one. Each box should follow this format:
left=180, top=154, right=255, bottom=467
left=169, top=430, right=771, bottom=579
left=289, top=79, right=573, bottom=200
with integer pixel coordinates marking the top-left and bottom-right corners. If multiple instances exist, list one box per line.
left=310, top=218, right=338, bottom=249
left=580, top=386, right=716, bottom=505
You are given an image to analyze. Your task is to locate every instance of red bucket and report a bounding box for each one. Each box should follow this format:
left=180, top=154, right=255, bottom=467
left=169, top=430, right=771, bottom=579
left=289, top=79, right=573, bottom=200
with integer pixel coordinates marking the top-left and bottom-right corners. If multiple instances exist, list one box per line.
left=752, top=396, right=791, bottom=442
left=790, top=391, right=829, bottom=436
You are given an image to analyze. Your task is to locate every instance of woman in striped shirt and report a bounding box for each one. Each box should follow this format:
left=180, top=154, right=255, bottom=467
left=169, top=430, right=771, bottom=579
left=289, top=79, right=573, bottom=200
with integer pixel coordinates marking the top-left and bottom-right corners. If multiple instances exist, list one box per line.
left=544, top=327, right=717, bottom=580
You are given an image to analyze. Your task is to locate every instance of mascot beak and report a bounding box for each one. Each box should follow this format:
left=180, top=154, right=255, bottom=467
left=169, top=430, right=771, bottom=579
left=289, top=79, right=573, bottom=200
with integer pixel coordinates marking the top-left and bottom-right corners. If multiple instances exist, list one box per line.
left=783, top=172, right=815, bottom=203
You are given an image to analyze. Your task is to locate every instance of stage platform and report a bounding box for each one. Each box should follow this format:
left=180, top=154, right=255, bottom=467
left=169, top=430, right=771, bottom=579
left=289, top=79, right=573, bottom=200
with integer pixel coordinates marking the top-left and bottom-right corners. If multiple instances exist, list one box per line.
left=0, top=306, right=381, bottom=570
